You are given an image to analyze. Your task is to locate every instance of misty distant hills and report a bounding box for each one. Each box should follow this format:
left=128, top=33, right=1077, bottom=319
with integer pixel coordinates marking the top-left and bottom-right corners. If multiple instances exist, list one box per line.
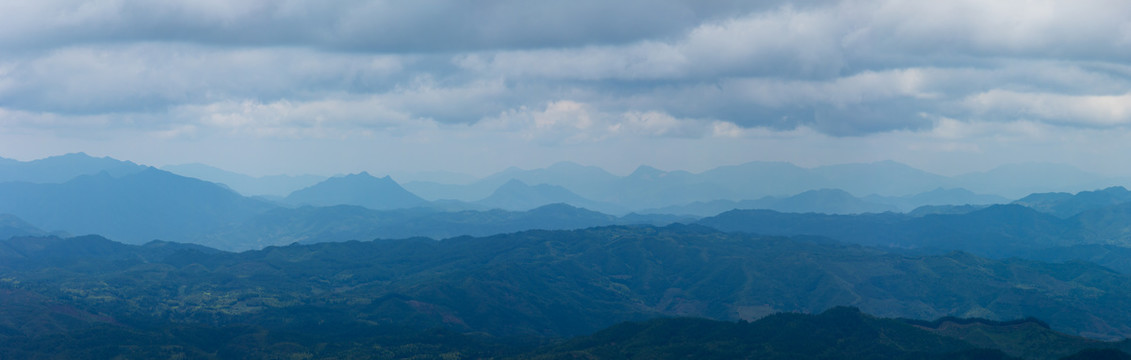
left=199, top=203, right=677, bottom=251
left=9, top=153, right=1131, bottom=254
left=11, top=153, right=1129, bottom=217
left=1013, top=186, right=1131, bottom=218
left=0, top=214, right=50, bottom=240
left=869, top=187, right=1010, bottom=212
left=0, top=152, right=145, bottom=183
left=404, top=160, right=1127, bottom=212
left=404, top=161, right=621, bottom=202
left=0, top=156, right=680, bottom=250
left=698, top=205, right=1077, bottom=257
left=810, top=160, right=958, bottom=196
left=149, top=156, right=1131, bottom=215
left=474, top=179, right=625, bottom=214
left=643, top=189, right=899, bottom=216
left=958, top=163, right=1121, bottom=199
left=0, top=168, right=274, bottom=244
left=283, top=172, right=429, bottom=210
left=696, top=188, right=1131, bottom=263
left=641, top=188, right=1011, bottom=217
left=162, top=163, right=325, bottom=197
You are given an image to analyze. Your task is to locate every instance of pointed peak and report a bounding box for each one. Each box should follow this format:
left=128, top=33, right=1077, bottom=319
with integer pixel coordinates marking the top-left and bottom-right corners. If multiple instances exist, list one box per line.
left=629, top=165, right=664, bottom=178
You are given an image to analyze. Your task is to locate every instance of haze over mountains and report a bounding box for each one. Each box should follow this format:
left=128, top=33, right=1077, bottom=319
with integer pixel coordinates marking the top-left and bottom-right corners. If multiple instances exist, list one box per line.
left=10, top=153, right=1131, bottom=357
left=156, top=154, right=1125, bottom=213
left=3, top=152, right=1131, bottom=252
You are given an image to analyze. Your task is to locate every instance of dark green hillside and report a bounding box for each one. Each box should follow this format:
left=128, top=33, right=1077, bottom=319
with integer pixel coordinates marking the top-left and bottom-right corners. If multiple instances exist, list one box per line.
left=908, top=317, right=1131, bottom=360
left=697, top=197, right=1131, bottom=265
left=6, top=228, right=1131, bottom=358
left=697, top=205, right=1075, bottom=257
left=200, top=203, right=623, bottom=250
left=7, top=226, right=1131, bottom=340
left=520, top=307, right=1004, bottom=360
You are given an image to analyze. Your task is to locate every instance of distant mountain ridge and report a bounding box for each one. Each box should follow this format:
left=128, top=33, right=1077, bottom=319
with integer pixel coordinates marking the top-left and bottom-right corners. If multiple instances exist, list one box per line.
left=162, top=163, right=325, bottom=197
left=0, top=167, right=274, bottom=244
left=0, top=214, right=50, bottom=240
left=643, top=189, right=899, bottom=216
left=1013, top=186, right=1131, bottom=218
left=474, top=179, right=625, bottom=214
left=0, top=152, right=146, bottom=183
left=406, top=160, right=1127, bottom=212
left=694, top=186, right=1131, bottom=264
left=284, top=172, right=429, bottom=210
left=199, top=203, right=676, bottom=251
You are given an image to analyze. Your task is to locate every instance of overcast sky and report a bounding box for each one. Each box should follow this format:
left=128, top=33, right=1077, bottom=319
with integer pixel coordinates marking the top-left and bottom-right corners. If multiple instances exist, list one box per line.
left=1, top=0, right=1130, bottom=178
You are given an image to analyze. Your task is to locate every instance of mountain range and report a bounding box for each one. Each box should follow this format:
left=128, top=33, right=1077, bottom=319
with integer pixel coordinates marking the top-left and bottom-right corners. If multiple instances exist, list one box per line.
left=695, top=188, right=1131, bottom=265
left=7, top=153, right=1131, bottom=358
left=6, top=226, right=1131, bottom=358
left=0, top=152, right=145, bottom=183
left=0, top=168, right=275, bottom=244
left=282, top=171, right=430, bottom=210
left=161, top=163, right=325, bottom=197
left=404, top=160, right=1128, bottom=209
left=6, top=153, right=1131, bottom=254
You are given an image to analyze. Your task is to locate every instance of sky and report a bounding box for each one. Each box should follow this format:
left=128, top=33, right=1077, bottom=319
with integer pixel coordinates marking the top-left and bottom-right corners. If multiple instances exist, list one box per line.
left=1, top=0, right=1130, bottom=178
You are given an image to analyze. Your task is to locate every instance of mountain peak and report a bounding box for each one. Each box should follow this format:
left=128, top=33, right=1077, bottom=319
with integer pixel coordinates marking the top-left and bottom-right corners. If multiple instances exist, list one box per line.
left=57, top=152, right=93, bottom=159
left=628, top=165, right=665, bottom=179
left=285, top=171, right=427, bottom=210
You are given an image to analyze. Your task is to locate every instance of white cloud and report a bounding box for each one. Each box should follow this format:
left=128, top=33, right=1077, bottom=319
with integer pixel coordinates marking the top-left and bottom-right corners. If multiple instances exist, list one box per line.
left=965, top=90, right=1131, bottom=126
left=477, top=101, right=737, bottom=144
left=174, top=97, right=438, bottom=139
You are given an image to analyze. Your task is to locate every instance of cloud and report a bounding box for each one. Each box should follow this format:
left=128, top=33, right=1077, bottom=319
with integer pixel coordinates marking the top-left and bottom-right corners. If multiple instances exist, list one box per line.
left=965, top=90, right=1131, bottom=126
left=0, top=44, right=409, bottom=114
left=2, top=0, right=1131, bottom=178
left=477, top=101, right=735, bottom=144
left=0, top=0, right=786, bottom=53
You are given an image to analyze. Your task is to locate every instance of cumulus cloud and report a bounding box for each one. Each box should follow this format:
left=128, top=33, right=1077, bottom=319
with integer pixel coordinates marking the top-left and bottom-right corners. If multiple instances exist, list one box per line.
left=0, top=0, right=783, bottom=52
left=965, top=90, right=1131, bottom=126
left=2, top=0, right=1131, bottom=175
left=476, top=100, right=739, bottom=144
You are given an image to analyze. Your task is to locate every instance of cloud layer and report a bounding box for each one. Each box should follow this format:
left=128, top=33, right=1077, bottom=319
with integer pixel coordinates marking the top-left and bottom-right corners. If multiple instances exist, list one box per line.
left=1, top=0, right=1129, bottom=176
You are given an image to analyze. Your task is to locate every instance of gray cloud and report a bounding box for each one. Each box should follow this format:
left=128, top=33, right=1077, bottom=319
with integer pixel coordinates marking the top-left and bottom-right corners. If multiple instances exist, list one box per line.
left=0, top=0, right=792, bottom=53
left=1, top=0, right=1130, bottom=165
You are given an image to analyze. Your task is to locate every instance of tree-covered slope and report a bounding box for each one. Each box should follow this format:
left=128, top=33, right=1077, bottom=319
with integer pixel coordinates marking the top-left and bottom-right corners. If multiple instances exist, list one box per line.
left=7, top=226, right=1131, bottom=340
